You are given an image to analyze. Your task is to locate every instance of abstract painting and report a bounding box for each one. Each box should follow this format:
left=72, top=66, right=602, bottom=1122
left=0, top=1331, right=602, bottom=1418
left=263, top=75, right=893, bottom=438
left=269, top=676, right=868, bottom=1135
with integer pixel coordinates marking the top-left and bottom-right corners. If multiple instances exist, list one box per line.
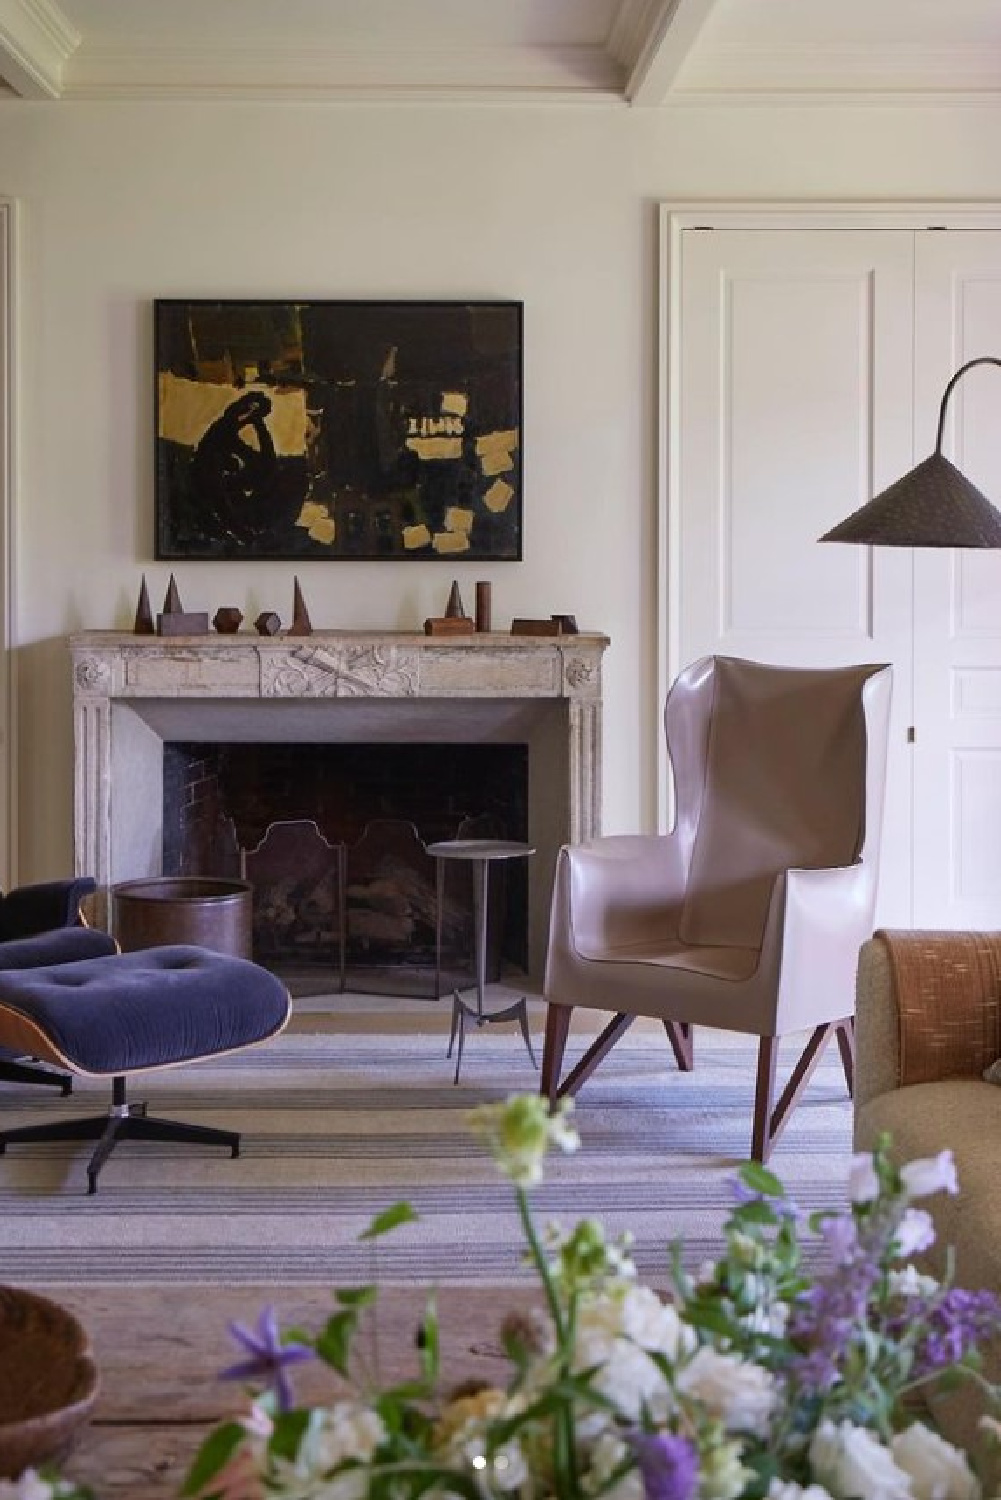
left=154, top=299, right=523, bottom=561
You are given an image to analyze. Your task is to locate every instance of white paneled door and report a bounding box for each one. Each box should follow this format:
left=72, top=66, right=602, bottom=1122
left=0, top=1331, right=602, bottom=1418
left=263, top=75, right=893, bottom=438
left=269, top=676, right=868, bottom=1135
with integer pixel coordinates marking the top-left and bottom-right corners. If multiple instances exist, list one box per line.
left=664, top=209, right=1001, bottom=929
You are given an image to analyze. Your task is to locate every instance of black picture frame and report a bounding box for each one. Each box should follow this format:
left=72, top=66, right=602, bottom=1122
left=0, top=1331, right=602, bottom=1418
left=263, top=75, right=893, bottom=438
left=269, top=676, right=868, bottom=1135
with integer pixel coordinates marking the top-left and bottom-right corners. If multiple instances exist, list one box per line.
left=154, top=299, right=523, bottom=561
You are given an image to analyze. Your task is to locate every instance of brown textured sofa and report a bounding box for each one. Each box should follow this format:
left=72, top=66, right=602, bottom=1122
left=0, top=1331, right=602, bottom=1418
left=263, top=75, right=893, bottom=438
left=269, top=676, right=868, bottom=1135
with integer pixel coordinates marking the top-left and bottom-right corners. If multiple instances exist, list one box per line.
left=854, top=930, right=1001, bottom=1447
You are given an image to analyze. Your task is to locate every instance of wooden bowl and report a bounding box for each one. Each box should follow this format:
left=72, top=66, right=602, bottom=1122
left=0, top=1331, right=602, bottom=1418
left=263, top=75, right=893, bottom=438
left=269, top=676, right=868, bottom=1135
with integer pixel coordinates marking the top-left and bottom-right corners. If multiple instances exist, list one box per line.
left=0, top=1286, right=99, bottom=1478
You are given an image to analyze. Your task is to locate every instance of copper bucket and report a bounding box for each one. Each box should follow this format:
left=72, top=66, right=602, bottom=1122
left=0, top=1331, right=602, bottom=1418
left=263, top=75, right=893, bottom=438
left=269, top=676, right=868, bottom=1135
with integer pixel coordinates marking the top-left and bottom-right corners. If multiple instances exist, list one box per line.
left=111, top=877, right=254, bottom=959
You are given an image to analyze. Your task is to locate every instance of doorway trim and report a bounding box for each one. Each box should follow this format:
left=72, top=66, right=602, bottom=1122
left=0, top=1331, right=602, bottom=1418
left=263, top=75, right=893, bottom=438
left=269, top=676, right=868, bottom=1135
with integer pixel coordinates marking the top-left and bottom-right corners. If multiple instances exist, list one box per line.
left=0, top=199, right=16, bottom=886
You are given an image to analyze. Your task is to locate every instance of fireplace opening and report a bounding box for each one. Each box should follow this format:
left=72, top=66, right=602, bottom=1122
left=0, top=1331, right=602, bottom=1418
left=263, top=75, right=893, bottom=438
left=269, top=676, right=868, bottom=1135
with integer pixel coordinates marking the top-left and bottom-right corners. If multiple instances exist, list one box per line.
left=161, top=741, right=529, bottom=997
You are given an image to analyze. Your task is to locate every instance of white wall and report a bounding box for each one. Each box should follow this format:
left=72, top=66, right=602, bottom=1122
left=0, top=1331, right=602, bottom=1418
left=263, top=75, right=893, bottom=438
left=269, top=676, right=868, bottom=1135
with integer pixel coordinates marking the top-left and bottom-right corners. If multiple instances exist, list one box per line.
left=1, top=98, right=1001, bottom=880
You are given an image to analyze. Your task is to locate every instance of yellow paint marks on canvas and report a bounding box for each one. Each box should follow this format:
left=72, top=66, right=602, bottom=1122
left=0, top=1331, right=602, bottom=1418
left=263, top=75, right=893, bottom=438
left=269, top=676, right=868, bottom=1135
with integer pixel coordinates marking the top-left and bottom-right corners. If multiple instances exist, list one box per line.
left=405, top=436, right=463, bottom=461
left=403, top=524, right=433, bottom=550
left=483, top=479, right=514, bottom=515
left=295, top=501, right=328, bottom=529
left=158, top=372, right=308, bottom=457
left=476, top=428, right=519, bottom=477
left=444, top=507, right=474, bottom=535
left=308, top=517, right=337, bottom=546
left=442, top=391, right=468, bottom=417
left=433, top=530, right=471, bottom=555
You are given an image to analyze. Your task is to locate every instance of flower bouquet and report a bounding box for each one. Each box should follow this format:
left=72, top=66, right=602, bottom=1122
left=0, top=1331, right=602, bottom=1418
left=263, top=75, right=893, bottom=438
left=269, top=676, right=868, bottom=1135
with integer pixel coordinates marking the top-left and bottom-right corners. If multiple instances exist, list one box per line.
left=6, top=1095, right=1001, bottom=1500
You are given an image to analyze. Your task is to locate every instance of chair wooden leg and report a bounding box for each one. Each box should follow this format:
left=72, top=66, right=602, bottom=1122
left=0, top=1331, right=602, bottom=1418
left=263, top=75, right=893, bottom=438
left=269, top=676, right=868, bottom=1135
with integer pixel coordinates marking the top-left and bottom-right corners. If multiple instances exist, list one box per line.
left=665, top=1020, right=693, bottom=1071
left=836, top=1017, right=855, bottom=1097
left=753, top=1037, right=780, bottom=1163
left=753, top=1018, right=853, bottom=1162
left=541, top=1004, right=573, bottom=1105
left=548, top=1012, right=635, bottom=1101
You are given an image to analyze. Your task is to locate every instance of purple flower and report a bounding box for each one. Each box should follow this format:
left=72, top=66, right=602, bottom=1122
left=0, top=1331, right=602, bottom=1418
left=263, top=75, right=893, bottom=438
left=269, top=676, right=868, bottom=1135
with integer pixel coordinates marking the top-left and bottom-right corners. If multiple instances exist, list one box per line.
left=631, top=1432, right=700, bottom=1500
left=220, top=1305, right=314, bottom=1412
left=910, top=1287, right=1001, bottom=1376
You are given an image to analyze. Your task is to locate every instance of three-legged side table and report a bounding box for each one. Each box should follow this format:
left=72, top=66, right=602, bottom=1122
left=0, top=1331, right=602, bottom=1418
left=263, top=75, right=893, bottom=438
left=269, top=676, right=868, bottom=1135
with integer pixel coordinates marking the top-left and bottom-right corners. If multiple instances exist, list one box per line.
left=427, top=839, right=538, bottom=1084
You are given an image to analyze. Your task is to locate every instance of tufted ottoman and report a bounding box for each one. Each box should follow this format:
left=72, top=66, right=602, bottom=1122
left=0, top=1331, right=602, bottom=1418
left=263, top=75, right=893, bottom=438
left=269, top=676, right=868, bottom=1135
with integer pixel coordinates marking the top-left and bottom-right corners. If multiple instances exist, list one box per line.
left=0, top=945, right=290, bottom=1192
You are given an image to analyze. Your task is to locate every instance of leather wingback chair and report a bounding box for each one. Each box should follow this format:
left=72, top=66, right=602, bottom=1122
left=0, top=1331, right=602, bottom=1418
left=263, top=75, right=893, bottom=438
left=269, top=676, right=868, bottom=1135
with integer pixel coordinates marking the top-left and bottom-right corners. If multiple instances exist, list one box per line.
left=542, top=655, right=892, bottom=1162
left=0, top=876, right=118, bottom=1091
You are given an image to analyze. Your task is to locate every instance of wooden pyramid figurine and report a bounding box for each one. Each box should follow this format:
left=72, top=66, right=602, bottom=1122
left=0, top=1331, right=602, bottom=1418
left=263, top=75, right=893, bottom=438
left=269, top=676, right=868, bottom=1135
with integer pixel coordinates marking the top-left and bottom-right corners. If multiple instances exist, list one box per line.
left=157, top=573, right=209, bottom=636
left=133, top=574, right=154, bottom=635
left=445, top=580, right=466, bottom=618
left=288, top=576, right=313, bottom=636
left=163, top=574, right=183, bottom=615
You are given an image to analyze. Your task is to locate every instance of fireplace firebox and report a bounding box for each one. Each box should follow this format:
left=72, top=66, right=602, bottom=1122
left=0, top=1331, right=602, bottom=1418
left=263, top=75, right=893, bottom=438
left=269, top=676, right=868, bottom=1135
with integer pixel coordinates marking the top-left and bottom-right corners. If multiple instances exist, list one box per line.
left=161, top=740, right=528, bottom=994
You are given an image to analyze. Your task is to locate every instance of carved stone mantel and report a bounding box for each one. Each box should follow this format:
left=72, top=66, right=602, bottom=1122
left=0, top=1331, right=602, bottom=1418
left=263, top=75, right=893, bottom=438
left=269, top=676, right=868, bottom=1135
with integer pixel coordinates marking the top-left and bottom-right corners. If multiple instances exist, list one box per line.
left=71, top=631, right=609, bottom=976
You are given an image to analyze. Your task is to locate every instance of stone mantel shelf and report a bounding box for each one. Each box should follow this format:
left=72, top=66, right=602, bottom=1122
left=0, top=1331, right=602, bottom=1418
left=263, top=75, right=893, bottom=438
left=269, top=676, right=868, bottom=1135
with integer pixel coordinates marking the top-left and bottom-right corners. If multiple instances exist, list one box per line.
left=70, top=631, right=609, bottom=965
left=70, top=631, right=609, bottom=702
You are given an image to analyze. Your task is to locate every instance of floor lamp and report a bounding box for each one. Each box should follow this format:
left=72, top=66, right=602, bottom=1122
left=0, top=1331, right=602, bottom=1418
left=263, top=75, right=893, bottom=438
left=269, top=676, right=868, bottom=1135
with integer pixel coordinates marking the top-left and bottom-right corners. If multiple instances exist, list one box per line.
left=820, top=357, right=1001, bottom=548
left=819, top=356, right=1001, bottom=926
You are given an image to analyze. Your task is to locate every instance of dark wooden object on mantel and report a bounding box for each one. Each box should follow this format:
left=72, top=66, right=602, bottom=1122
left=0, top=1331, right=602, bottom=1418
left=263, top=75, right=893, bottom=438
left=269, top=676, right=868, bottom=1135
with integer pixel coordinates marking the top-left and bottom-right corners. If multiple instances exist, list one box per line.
left=424, top=616, right=476, bottom=636
left=157, top=575, right=209, bottom=637
left=133, top=575, right=154, bottom=635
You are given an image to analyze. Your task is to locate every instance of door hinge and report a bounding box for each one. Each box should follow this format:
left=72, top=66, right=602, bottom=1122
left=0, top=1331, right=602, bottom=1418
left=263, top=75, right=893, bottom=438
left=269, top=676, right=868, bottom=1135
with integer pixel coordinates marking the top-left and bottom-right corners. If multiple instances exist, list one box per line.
left=907, top=726, right=916, bottom=743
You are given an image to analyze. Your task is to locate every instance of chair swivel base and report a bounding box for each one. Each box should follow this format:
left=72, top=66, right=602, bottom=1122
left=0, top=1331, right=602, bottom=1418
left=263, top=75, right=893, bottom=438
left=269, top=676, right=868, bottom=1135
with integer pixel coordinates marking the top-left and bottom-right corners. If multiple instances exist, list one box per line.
left=0, top=1074, right=240, bottom=1194
left=447, top=992, right=539, bottom=1085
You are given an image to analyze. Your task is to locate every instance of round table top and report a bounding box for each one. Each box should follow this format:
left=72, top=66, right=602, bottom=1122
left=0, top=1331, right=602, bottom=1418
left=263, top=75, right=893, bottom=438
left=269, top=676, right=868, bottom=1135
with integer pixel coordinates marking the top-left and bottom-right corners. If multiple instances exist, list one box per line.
left=426, top=839, right=535, bottom=862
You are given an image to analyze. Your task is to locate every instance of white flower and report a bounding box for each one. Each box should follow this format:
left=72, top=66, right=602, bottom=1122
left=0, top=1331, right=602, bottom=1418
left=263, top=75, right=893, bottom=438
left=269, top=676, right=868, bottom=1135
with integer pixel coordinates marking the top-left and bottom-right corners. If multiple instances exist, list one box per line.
left=848, top=1152, right=881, bottom=1203
left=619, top=1285, right=695, bottom=1361
left=893, top=1208, right=936, bottom=1259
left=701, top=1435, right=753, bottom=1500
left=676, top=1347, right=777, bottom=1432
left=467, top=1095, right=578, bottom=1188
left=741, top=1299, right=790, bottom=1337
left=888, top=1265, right=939, bottom=1300
left=298, top=1400, right=386, bottom=1476
left=810, top=1419, right=913, bottom=1500
left=891, top=1423, right=981, bottom=1500
left=0, top=1475, right=58, bottom=1500
left=900, top=1151, right=959, bottom=1201
left=586, top=1431, right=646, bottom=1500
left=769, top=1482, right=837, bottom=1500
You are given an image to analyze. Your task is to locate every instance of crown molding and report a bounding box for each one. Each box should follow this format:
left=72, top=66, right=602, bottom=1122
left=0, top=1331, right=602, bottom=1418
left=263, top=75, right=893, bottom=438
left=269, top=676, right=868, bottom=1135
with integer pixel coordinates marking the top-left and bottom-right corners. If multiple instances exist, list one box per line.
left=0, top=0, right=78, bottom=97
left=677, top=43, right=1001, bottom=97
left=62, top=40, right=625, bottom=103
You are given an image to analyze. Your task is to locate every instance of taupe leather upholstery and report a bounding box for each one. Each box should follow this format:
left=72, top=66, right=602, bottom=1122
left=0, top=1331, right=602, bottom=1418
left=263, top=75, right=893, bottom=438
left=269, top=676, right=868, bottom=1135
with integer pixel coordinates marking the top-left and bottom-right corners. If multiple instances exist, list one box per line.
left=542, top=655, right=892, bottom=1161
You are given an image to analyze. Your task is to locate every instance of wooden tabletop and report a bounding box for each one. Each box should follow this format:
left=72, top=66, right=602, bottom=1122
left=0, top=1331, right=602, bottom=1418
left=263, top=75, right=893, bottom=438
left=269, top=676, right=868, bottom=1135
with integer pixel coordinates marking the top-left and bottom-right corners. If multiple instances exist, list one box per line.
left=50, top=1283, right=533, bottom=1498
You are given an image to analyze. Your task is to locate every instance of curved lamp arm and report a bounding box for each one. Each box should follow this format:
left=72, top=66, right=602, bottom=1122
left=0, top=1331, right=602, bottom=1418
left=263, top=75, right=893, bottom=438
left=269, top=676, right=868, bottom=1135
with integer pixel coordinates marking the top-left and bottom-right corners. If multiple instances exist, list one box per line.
left=934, top=356, right=1001, bottom=455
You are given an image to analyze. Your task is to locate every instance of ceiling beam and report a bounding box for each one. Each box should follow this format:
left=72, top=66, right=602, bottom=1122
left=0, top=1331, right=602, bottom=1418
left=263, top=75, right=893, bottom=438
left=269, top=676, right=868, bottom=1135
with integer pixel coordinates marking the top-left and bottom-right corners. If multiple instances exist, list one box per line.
left=610, top=0, right=721, bottom=106
left=0, top=0, right=78, bottom=98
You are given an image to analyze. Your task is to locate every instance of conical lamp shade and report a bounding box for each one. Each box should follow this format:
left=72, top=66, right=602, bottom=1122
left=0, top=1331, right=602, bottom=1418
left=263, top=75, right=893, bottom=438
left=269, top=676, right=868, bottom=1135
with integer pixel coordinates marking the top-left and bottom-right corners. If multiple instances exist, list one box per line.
left=820, top=453, right=1001, bottom=548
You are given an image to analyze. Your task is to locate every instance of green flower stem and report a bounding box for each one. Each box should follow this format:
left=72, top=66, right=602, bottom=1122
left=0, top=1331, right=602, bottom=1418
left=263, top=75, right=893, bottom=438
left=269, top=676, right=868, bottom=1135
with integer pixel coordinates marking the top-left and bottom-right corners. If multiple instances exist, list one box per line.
left=515, top=1184, right=581, bottom=1499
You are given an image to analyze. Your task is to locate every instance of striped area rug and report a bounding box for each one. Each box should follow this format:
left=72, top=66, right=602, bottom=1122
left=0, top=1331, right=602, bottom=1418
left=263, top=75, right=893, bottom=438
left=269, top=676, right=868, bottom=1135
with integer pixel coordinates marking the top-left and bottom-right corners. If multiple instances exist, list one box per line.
left=0, top=1003, right=852, bottom=1286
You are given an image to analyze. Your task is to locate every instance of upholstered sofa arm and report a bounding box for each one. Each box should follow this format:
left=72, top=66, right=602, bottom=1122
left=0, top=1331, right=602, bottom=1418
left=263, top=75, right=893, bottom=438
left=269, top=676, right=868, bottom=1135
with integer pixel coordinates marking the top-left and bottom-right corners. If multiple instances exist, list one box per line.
left=854, top=937, right=902, bottom=1110
left=855, top=931, right=1001, bottom=1111
left=0, top=877, right=98, bottom=940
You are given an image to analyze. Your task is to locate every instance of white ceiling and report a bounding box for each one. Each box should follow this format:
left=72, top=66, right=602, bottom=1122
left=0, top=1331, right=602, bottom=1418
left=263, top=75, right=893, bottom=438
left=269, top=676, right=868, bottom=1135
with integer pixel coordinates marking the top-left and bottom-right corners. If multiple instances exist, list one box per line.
left=2, top=0, right=1000, bottom=105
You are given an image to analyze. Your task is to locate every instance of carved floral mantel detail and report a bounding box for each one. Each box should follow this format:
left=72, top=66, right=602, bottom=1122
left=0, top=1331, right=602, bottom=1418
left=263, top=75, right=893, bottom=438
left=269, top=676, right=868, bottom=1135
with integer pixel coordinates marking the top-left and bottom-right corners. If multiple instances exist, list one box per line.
left=70, top=631, right=609, bottom=954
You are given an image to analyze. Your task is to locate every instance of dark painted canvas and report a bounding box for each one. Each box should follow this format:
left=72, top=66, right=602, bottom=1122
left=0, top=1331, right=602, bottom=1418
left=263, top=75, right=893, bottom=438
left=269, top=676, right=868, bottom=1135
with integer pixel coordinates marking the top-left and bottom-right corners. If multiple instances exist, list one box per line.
left=154, top=300, right=523, bottom=561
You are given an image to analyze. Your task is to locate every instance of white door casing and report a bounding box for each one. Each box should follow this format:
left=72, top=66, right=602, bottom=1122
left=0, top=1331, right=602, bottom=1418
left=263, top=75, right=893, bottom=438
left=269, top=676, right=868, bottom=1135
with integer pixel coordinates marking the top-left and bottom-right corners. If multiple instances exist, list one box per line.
left=661, top=205, right=1001, bottom=930
left=912, top=232, right=1001, bottom=926
left=0, top=200, right=14, bottom=890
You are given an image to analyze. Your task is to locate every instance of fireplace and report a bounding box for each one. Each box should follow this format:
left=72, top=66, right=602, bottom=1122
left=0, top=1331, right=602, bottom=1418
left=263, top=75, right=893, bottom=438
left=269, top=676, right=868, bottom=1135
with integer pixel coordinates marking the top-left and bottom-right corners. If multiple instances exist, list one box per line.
left=161, top=738, right=529, bottom=993
left=71, top=631, right=608, bottom=985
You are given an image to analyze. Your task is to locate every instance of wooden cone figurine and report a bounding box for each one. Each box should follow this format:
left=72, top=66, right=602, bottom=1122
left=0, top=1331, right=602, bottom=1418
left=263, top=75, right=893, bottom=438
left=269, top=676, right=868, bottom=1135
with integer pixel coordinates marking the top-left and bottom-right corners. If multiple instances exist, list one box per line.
left=163, top=574, right=183, bottom=615
left=134, top=574, right=154, bottom=635
left=445, top=580, right=466, bottom=618
left=289, top=576, right=313, bottom=636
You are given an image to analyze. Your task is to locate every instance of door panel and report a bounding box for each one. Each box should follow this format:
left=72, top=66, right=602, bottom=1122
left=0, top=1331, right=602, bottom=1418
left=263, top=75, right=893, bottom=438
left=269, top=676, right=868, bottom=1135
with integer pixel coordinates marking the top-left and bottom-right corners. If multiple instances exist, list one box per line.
left=913, top=231, right=1001, bottom=926
left=675, top=227, right=916, bottom=925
